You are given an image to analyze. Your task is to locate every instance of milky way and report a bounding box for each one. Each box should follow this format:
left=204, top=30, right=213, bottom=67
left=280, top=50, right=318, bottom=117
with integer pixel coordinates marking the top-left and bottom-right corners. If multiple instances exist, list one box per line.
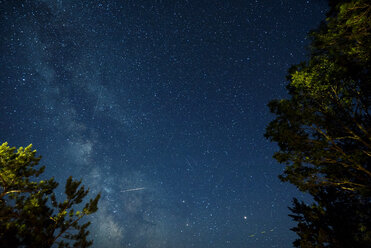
left=0, top=1, right=327, bottom=247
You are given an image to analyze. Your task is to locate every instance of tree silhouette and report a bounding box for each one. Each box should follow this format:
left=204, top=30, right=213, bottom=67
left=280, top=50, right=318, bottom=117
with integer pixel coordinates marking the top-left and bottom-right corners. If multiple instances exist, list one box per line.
left=265, top=0, right=371, bottom=246
left=0, top=142, right=100, bottom=248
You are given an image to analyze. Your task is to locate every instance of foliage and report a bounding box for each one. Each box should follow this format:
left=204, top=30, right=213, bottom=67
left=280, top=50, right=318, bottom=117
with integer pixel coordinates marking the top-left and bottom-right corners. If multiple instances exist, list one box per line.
left=265, top=0, right=371, bottom=247
left=0, top=142, right=101, bottom=248
left=289, top=188, right=371, bottom=248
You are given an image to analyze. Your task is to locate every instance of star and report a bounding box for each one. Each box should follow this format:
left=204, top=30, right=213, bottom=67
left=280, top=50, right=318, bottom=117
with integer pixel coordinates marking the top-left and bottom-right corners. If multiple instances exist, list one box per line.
left=1, top=0, right=328, bottom=247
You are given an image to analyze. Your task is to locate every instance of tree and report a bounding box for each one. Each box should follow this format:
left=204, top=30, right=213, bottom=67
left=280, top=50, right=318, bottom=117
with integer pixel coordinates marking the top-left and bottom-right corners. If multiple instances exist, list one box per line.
left=0, top=142, right=101, bottom=248
left=265, top=0, right=371, bottom=247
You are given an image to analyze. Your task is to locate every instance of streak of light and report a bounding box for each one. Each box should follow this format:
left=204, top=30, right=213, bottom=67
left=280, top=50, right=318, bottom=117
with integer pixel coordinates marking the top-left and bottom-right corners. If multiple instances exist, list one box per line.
left=92, top=85, right=103, bottom=120
left=120, top=187, right=145, bottom=193
left=247, top=227, right=276, bottom=238
left=185, top=158, right=193, bottom=169
left=265, top=184, right=272, bottom=191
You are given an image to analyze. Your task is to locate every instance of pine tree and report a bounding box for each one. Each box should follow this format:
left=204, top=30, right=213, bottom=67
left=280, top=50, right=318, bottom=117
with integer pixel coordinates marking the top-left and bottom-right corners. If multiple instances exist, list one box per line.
left=0, top=142, right=100, bottom=248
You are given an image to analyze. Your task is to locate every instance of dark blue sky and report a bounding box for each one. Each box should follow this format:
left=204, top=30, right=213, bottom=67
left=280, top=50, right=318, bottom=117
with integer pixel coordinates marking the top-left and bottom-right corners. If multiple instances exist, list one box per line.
left=0, top=1, right=327, bottom=247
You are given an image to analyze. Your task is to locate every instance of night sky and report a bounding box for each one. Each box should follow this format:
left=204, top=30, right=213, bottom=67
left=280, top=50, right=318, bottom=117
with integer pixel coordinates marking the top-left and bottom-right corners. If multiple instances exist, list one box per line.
left=0, top=1, right=328, bottom=247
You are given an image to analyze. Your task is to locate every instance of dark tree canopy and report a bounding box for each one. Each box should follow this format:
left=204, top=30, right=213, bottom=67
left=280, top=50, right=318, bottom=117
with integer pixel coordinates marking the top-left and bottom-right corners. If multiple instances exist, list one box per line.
left=0, top=142, right=100, bottom=248
left=265, top=0, right=371, bottom=247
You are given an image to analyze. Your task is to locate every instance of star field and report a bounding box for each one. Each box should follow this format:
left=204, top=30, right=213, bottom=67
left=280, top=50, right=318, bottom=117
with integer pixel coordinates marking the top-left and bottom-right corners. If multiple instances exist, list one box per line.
left=0, top=1, right=327, bottom=247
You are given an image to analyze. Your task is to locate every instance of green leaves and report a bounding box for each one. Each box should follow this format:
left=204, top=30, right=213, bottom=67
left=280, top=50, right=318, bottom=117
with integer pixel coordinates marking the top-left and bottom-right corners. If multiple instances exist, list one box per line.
left=265, top=0, right=371, bottom=246
left=0, top=142, right=100, bottom=248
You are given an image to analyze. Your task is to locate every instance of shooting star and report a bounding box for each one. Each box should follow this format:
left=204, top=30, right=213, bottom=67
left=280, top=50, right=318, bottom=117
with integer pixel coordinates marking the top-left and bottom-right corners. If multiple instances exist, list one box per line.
left=92, top=85, right=103, bottom=120
left=120, top=187, right=145, bottom=193
left=185, top=158, right=193, bottom=169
